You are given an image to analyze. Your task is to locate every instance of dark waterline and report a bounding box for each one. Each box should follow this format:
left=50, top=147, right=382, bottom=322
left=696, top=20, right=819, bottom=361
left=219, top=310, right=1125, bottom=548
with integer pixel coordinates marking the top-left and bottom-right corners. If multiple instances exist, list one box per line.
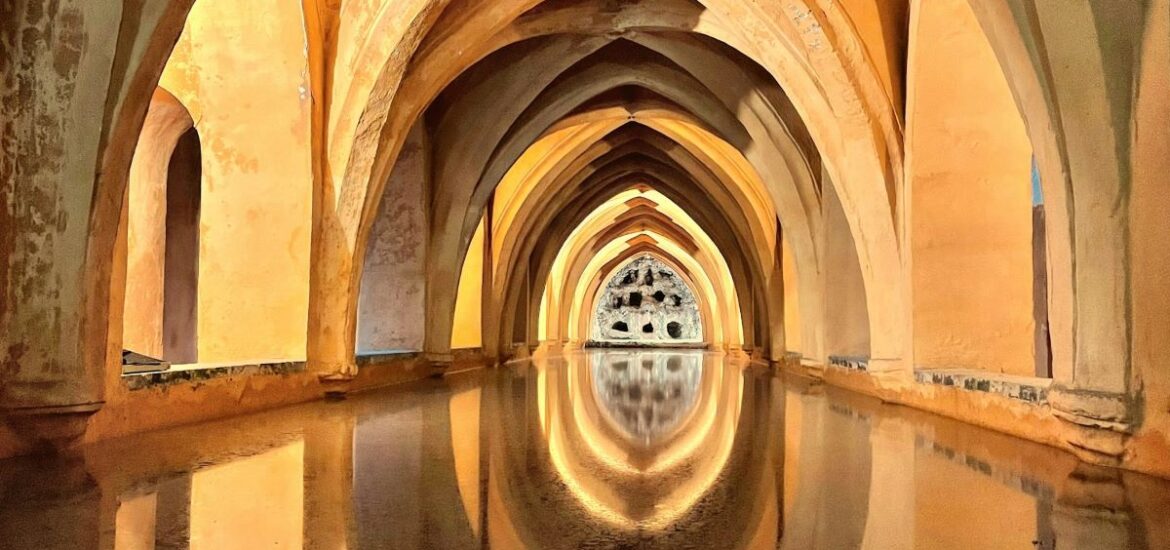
left=2, top=351, right=1168, bottom=549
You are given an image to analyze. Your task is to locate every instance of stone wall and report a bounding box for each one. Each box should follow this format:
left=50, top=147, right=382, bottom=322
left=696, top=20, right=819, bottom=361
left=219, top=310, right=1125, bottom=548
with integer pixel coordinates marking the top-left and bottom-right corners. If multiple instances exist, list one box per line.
left=592, top=256, right=702, bottom=344
left=357, top=124, right=428, bottom=353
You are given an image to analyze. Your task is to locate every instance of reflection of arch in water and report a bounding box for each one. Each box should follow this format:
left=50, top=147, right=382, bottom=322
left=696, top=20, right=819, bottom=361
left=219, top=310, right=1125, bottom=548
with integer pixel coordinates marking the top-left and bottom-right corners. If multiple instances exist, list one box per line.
left=484, top=353, right=780, bottom=546
left=538, top=353, right=742, bottom=528
left=588, top=352, right=703, bottom=444
left=559, top=352, right=729, bottom=476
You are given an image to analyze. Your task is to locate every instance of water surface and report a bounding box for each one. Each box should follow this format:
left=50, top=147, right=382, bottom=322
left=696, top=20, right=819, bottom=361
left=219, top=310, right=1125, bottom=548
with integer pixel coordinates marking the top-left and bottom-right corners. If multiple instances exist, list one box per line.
left=2, top=351, right=1167, bottom=549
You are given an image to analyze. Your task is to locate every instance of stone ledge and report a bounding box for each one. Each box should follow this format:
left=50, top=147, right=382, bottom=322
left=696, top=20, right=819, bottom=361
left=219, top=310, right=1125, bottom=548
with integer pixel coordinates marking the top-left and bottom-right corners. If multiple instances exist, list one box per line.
left=1047, top=386, right=1132, bottom=428
left=356, top=350, right=420, bottom=366
left=122, top=361, right=305, bottom=391
left=914, top=368, right=1051, bottom=404
left=828, top=355, right=869, bottom=372
left=583, top=340, right=710, bottom=350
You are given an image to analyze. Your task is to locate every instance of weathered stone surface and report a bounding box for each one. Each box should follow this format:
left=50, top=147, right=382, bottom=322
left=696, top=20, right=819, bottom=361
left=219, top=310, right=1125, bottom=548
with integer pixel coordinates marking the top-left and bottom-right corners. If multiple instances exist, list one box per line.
left=592, top=256, right=701, bottom=344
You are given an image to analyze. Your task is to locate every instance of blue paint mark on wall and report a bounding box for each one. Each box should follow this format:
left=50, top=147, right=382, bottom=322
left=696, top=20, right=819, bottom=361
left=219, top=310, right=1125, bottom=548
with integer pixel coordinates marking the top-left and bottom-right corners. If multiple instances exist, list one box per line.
left=1031, top=156, right=1044, bottom=206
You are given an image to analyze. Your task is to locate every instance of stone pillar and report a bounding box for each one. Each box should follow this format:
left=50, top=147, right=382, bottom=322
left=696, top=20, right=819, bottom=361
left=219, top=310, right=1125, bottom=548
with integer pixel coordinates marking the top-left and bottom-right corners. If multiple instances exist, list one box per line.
left=767, top=231, right=787, bottom=364
left=303, top=0, right=357, bottom=398
left=480, top=194, right=497, bottom=364
left=0, top=0, right=130, bottom=450
left=1023, top=1, right=1145, bottom=464
left=307, top=216, right=361, bottom=397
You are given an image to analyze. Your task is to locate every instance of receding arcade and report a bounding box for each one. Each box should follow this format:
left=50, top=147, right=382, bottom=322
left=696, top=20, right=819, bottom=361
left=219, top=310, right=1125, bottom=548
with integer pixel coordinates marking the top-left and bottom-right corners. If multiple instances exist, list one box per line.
left=1, top=0, right=1167, bottom=484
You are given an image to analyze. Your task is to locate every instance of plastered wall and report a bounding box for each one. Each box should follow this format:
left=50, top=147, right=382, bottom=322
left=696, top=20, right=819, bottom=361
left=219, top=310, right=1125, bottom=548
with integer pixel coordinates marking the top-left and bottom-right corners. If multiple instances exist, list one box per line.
left=782, top=237, right=802, bottom=355
left=1128, top=3, right=1170, bottom=475
left=906, top=0, right=1035, bottom=375
left=357, top=124, right=428, bottom=353
left=158, top=0, right=313, bottom=363
left=822, top=181, right=871, bottom=358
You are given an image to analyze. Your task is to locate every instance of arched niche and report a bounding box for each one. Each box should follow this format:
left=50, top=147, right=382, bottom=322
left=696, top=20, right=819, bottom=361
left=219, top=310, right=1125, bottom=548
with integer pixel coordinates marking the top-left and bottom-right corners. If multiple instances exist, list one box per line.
left=590, top=255, right=704, bottom=346
left=122, top=88, right=200, bottom=367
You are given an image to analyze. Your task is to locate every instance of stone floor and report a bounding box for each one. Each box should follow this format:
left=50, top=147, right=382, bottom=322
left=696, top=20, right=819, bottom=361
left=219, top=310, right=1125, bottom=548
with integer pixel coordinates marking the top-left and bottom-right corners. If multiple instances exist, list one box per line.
left=2, top=351, right=1168, bottom=549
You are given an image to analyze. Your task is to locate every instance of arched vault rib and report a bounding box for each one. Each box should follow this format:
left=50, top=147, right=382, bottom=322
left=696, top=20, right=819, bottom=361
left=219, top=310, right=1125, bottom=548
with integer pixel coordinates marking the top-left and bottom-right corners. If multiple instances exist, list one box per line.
left=315, top=0, right=904, bottom=376
left=567, top=231, right=740, bottom=349
left=516, top=156, right=767, bottom=346
left=520, top=164, right=763, bottom=354
left=423, top=35, right=833, bottom=361
left=425, top=53, right=781, bottom=353
left=487, top=119, right=775, bottom=288
left=550, top=202, right=744, bottom=350
left=487, top=124, right=776, bottom=359
left=491, top=146, right=777, bottom=359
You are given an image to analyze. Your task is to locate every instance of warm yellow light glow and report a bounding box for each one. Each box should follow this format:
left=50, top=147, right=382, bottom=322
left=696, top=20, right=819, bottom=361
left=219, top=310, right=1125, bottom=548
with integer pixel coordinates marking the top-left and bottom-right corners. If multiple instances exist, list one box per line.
left=541, top=354, right=745, bottom=530
left=534, top=188, right=745, bottom=350
left=189, top=442, right=305, bottom=550
left=450, top=388, right=483, bottom=537
left=451, top=216, right=486, bottom=349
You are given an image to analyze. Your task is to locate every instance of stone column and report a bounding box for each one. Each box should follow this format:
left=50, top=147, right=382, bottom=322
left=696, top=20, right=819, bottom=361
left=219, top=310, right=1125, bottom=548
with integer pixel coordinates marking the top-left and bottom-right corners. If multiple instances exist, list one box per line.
left=480, top=194, right=497, bottom=365
left=1022, top=1, right=1146, bottom=464
left=0, top=0, right=132, bottom=450
left=767, top=232, right=787, bottom=364
left=303, top=0, right=363, bottom=398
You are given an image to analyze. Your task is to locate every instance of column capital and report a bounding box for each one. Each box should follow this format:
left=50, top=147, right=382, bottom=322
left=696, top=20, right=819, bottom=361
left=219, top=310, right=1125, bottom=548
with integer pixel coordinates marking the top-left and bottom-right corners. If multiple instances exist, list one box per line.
left=1, top=402, right=104, bottom=453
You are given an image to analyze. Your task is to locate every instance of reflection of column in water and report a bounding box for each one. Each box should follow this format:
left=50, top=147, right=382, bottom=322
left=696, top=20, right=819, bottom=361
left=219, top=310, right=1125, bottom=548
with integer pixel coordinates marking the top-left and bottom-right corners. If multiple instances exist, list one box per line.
left=305, top=412, right=354, bottom=550
left=860, top=415, right=916, bottom=550
left=0, top=456, right=102, bottom=549
left=110, top=473, right=193, bottom=549
left=1051, top=464, right=1139, bottom=550
left=154, top=475, right=193, bottom=548
left=768, top=374, right=786, bottom=543
left=590, top=352, right=703, bottom=443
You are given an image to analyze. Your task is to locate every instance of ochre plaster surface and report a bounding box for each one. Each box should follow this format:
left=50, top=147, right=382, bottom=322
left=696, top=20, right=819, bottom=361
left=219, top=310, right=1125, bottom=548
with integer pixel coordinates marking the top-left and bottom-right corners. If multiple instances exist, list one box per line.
left=821, top=181, right=870, bottom=359
left=906, top=0, right=1035, bottom=376
left=451, top=217, right=486, bottom=350
left=157, top=0, right=313, bottom=364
